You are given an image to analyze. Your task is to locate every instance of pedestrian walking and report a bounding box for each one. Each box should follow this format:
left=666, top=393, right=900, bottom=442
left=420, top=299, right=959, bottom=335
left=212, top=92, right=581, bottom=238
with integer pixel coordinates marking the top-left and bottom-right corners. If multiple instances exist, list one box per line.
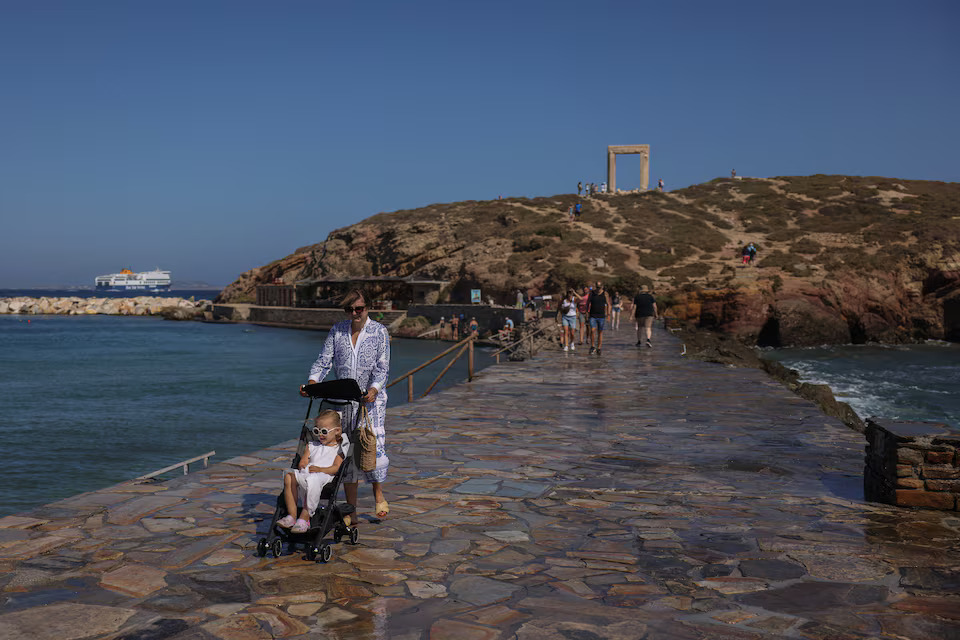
left=611, top=290, right=622, bottom=330
left=301, top=288, right=390, bottom=522
left=587, top=281, right=611, bottom=355
left=575, top=285, right=591, bottom=346
left=632, top=285, right=658, bottom=348
left=558, top=289, right=577, bottom=351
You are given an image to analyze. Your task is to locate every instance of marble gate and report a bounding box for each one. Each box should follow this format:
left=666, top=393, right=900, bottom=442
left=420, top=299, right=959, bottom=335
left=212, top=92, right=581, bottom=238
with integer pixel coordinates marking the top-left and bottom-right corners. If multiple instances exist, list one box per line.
left=607, top=144, right=650, bottom=192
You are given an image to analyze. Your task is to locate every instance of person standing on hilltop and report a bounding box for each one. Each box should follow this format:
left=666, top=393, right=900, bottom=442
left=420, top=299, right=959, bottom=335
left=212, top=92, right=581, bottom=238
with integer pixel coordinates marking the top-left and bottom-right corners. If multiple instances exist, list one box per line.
left=577, top=181, right=582, bottom=195
left=632, top=284, right=658, bottom=348
left=587, top=281, right=612, bottom=355
left=731, top=169, right=737, bottom=179
left=574, top=202, right=582, bottom=219
left=658, top=178, right=664, bottom=192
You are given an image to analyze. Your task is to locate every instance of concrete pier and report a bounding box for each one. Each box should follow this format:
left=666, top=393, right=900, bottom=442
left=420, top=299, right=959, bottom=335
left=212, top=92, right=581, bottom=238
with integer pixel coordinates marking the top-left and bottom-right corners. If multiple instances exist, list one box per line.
left=1, top=328, right=958, bottom=639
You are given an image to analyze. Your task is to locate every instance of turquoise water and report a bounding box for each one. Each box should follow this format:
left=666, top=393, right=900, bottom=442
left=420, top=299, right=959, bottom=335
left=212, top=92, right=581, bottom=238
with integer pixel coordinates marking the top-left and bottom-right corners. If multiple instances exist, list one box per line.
left=765, top=342, right=960, bottom=428
left=0, top=315, right=487, bottom=516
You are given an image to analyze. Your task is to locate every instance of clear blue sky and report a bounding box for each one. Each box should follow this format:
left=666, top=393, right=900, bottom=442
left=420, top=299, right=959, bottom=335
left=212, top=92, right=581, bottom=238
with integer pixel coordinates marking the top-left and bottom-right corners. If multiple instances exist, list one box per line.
left=1, top=0, right=957, bottom=288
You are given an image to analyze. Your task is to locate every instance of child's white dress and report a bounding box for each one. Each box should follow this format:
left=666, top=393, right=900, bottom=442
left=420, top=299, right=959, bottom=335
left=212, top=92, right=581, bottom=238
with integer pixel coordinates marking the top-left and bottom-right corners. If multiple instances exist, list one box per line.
left=288, top=441, right=340, bottom=516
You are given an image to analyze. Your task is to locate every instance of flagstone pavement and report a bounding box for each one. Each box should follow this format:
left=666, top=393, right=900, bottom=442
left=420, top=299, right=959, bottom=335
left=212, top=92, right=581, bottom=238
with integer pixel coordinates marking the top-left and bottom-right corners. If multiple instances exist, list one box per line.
left=1, top=327, right=958, bottom=640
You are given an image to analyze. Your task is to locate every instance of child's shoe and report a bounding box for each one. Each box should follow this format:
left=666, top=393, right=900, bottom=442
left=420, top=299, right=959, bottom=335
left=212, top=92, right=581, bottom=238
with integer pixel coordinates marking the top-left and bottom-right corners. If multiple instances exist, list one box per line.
left=277, top=515, right=295, bottom=529
left=291, top=519, right=310, bottom=534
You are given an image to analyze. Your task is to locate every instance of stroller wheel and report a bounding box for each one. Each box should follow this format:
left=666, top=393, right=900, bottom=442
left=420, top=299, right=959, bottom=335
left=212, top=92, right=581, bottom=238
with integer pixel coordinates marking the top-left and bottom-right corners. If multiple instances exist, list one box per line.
left=349, top=527, right=359, bottom=545
left=256, top=538, right=268, bottom=557
left=271, top=538, right=283, bottom=558
left=306, top=546, right=318, bottom=561
left=317, top=543, right=332, bottom=563
left=333, top=528, right=343, bottom=543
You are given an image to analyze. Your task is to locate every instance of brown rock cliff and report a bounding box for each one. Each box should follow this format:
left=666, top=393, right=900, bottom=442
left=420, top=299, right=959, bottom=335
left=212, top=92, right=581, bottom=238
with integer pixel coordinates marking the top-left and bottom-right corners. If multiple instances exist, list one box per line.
left=217, top=175, right=960, bottom=346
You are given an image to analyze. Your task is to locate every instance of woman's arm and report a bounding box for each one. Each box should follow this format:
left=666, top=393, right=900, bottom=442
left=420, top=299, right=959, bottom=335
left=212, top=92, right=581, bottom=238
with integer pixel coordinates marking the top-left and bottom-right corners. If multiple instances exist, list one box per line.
left=363, top=326, right=391, bottom=403
left=306, top=327, right=337, bottom=384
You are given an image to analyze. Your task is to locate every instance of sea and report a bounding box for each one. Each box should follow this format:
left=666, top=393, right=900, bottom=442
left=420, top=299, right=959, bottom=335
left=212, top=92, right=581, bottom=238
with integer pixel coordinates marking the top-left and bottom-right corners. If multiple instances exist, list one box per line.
left=0, top=291, right=491, bottom=516
left=765, top=342, right=960, bottom=428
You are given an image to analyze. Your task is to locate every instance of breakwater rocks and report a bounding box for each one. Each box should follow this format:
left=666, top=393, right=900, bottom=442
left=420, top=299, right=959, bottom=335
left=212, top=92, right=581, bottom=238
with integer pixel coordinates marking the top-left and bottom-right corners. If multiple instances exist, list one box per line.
left=0, top=296, right=211, bottom=320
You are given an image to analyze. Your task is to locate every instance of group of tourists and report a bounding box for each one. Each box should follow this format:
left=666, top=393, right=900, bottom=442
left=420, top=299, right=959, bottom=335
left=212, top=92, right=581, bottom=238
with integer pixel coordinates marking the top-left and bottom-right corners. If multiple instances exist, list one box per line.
left=577, top=181, right=607, bottom=196
left=741, top=242, right=758, bottom=265
left=557, top=283, right=658, bottom=354
left=439, top=314, right=479, bottom=340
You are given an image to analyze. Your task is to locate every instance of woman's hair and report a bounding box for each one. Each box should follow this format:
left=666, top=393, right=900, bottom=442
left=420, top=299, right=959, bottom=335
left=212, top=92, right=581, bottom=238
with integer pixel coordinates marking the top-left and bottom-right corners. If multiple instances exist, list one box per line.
left=340, top=288, right=367, bottom=309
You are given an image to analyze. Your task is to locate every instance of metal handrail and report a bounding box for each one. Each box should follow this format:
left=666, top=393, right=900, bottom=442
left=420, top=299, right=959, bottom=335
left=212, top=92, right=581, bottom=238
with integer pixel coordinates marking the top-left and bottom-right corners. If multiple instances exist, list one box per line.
left=386, top=334, right=476, bottom=401
left=136, top=451, right=216, bottom=480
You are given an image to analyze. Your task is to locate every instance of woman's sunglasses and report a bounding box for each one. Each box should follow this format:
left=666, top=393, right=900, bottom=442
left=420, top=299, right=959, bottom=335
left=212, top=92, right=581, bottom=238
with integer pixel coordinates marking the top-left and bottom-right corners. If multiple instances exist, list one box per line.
left=344, top=305, right=366, bottom=314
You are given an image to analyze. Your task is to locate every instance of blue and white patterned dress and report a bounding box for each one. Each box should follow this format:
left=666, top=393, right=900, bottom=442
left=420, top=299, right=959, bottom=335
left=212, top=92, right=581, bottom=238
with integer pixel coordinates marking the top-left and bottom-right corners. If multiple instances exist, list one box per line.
left=308, top=318, right=390, bottom=483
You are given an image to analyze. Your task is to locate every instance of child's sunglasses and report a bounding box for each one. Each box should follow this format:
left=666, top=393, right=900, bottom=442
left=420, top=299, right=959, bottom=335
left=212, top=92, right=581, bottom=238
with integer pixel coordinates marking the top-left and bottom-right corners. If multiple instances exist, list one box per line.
left=312, top=426, right=334, bottom=438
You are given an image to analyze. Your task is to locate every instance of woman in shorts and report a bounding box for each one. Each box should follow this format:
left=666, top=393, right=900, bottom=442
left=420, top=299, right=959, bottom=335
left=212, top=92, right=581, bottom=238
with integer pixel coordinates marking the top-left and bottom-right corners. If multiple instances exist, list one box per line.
left=611, top=290, right=622, bottom=330
left=559, top=289, right=578, bottom=351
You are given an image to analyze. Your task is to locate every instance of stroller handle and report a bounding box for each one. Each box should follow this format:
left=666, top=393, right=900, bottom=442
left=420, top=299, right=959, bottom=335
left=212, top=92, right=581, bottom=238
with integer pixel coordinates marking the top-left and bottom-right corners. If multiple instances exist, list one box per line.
left=301, top=378, right=365, bottom=402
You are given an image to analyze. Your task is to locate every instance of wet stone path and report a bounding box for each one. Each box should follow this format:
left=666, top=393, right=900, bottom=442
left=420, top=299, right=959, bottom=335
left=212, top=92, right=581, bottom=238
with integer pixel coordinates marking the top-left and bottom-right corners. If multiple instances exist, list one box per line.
left=1, top=328, right=959, bottom=639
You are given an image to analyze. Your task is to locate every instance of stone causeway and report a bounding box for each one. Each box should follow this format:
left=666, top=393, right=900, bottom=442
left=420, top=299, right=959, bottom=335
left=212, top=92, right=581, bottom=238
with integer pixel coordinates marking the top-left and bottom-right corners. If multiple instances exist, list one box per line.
left=1, top=328, right=958, bottom=639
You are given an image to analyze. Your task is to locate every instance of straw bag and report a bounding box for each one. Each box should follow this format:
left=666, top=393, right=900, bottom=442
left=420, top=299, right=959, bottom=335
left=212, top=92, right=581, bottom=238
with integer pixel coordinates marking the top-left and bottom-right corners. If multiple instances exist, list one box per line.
left=355, top=405, right=378, bottom=472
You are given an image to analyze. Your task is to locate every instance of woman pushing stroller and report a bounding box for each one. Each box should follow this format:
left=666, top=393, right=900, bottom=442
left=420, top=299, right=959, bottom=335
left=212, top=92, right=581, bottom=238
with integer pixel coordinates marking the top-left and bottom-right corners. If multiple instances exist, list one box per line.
left=300, top=288, right=390, bottom=522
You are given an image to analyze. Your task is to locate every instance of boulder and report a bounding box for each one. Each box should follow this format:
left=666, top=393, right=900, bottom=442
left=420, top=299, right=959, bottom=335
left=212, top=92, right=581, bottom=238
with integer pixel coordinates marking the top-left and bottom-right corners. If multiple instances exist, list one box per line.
left=771, top=297, right=850, bottom=347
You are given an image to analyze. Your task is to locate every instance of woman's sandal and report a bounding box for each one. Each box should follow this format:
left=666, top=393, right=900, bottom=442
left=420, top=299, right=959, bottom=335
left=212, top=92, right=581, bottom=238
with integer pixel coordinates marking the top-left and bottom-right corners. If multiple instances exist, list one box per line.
left=375, top=500, right=389, bottom=519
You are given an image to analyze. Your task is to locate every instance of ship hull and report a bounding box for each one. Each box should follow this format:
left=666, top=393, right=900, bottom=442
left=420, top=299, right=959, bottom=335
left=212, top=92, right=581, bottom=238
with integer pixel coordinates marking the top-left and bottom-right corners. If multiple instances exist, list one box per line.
left=94, top=269, right=172, bottom=291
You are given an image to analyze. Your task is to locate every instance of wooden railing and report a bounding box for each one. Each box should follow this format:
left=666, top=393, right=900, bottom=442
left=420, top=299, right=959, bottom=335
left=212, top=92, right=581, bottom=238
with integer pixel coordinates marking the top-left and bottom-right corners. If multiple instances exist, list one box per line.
left=489, top=324, right=552, bottom=363
left=136, top=451, right=216, bottom=481
left=386, top=334, right=476, bottom=401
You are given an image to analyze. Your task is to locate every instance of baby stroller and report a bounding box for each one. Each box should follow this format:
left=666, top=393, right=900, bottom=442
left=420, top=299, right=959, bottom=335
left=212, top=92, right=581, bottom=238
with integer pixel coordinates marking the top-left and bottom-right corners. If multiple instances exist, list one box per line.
left=256, top=378, right=364, bottom=563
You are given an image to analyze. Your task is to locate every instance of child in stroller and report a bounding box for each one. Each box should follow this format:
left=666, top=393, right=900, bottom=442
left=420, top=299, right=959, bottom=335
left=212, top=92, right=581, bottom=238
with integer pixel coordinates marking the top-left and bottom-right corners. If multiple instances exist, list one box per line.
left=278, top=410, right=343, bottom=534
left=257, top=379, right=363, bottom=562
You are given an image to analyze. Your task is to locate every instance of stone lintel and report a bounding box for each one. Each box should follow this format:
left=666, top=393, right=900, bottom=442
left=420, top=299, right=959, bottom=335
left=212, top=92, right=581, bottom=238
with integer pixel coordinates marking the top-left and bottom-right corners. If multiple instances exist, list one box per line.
left=607, top=144, right=649, bottom=155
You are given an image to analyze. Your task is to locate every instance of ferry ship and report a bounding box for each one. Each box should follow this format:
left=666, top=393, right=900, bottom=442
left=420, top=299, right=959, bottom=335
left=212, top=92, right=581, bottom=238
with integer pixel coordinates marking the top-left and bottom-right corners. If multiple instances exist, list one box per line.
left=95, top=269, right=172, bottom=291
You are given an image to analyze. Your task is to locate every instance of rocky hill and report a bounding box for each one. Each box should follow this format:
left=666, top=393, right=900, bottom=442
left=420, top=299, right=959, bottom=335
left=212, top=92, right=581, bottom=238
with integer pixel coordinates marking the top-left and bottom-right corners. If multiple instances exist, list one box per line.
left=217, top=175, right=960, bottom=346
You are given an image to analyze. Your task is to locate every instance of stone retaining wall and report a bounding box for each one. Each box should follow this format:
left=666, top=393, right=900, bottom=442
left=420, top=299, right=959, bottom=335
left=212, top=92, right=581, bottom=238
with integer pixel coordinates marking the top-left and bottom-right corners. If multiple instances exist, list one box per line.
left=865, top=418, right=960, bottom=510
left=211, top=305, right=405, bottom=330
left=0, top=296, right=209, bottom=317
